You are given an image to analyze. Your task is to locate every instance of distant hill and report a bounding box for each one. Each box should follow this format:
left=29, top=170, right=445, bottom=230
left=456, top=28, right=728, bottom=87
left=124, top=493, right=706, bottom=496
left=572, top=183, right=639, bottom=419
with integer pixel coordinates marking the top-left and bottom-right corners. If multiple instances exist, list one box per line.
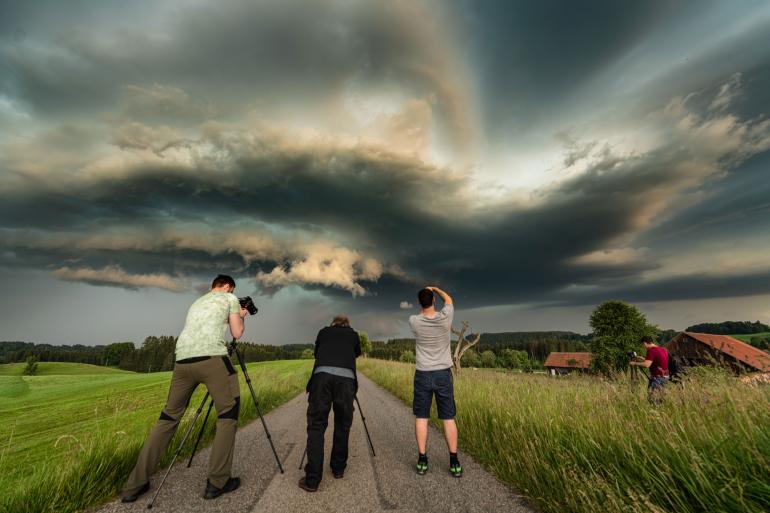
left=731, top=332, right=770, bottom=351
left=371, top=331, right=590, bottom=362
left=686, top=321, right=770, bottom=335
left=474, top=331, right=588, bottom=345
left=1, top=339, right=314, bottom=373
left=0, top=362, right=132, bottom=376
left=0, top=341, right=130, bottom=366
left=472, top=331, right=589, bottom=360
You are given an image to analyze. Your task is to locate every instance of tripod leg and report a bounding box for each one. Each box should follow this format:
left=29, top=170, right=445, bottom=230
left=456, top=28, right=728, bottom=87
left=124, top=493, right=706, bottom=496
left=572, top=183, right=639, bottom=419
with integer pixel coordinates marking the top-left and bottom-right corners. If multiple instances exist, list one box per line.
left=186, top=397, right=215, bottom=467
left=147, top=391, right=210, bottom=510
left=231, top=342, right=285, bottom=473
left=299, top=445, right=307, bottom=470
left=354, top=395, right=375, bottom=457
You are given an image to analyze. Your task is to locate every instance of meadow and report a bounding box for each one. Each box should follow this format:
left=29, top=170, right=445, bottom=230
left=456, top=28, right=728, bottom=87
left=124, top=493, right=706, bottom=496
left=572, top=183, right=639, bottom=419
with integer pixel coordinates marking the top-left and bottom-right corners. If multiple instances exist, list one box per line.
left=0, top=360, right=312, bottom=513
left=358, top=359, right=770, bottom=513
left=731, top=332, right=770, bottom=344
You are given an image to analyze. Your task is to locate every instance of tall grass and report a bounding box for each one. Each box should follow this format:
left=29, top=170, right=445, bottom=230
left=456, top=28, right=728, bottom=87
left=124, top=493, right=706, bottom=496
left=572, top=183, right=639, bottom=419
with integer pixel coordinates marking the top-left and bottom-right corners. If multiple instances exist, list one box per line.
left=359, top=359, right=770, bottom=513
left=0, top=360, right=312, bottom=513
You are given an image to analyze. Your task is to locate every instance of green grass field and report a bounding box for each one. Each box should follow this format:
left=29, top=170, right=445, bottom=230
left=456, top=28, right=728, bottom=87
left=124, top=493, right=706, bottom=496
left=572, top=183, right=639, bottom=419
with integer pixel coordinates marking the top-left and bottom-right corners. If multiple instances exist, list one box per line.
left=731, top=332, right=770, bottom=343
left=0, top=360, right=312, bottom=513
left=359, top=359, right=770, bottom=513
left=0, top=362, right=130, bottom=376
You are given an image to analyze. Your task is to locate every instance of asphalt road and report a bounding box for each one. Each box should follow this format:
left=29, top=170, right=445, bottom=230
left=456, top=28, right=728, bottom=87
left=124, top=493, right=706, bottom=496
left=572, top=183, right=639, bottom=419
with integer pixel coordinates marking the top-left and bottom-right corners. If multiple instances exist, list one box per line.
left=98, top=373, right=535, bottom=513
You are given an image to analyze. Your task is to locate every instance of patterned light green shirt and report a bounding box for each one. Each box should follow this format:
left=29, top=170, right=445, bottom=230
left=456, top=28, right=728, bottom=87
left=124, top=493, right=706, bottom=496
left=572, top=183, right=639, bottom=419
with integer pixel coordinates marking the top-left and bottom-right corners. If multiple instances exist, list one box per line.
left=175, top=291, right=240, bottom=361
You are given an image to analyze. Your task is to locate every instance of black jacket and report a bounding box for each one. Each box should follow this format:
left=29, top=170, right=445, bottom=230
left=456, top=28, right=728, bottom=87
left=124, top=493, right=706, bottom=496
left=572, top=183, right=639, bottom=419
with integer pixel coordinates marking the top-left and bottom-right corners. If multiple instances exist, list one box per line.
left=306, top=325, right=361, bottom=391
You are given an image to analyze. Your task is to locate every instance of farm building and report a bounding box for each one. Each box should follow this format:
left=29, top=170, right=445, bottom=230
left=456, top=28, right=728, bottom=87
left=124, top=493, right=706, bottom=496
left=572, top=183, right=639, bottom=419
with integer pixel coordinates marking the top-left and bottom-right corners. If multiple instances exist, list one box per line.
left=544, top=352, right=592, bottom=375
left=666, top=332, right=770, bottom=373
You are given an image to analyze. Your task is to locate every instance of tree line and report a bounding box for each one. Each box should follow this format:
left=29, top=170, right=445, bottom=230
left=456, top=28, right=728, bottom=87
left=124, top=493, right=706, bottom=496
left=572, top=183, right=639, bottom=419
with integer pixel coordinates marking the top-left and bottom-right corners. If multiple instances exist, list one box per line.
left=685, top=321, right=770, bottom=335
left=1, top=341, right=129, bottom=366
left=370, top=332, right=590, bottom=370
left=0, top=338, right=313, bottom=372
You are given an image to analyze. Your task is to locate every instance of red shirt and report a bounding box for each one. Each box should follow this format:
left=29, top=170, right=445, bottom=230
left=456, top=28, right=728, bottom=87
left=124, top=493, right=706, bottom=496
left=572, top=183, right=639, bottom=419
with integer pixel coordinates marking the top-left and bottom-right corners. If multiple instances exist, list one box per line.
left=645, top=346, right=669, bottom=377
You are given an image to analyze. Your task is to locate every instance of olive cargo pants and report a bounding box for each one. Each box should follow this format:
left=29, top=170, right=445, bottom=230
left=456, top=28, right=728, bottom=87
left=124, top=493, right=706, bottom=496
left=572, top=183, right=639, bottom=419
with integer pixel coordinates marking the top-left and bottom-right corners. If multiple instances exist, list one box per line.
left=122, top=356, right=240, bottom=495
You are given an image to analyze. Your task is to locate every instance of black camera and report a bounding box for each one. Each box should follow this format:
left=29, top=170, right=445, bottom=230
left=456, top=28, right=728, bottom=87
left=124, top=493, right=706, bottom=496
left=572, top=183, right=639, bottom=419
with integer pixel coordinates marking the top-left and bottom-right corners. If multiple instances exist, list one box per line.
left=238, top=296, right=258, bottom=315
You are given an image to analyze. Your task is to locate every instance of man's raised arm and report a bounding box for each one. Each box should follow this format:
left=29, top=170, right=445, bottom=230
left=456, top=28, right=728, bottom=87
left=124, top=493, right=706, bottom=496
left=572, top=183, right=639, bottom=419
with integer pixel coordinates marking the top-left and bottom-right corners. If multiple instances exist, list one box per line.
left=429, top=286, right=453, bottom=306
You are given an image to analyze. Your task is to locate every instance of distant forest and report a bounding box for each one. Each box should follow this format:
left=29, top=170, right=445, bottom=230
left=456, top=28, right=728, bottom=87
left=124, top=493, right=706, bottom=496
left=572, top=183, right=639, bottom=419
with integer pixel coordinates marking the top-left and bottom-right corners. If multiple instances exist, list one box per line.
left=0, top=338, right=313, bottom=372
left=3, top=331, right=595, bottom=369
left=685, top=321, right=770, bottom=335
left=6, top=321, right=767, bottom=371
left=371, top=331, right=591, bottom=362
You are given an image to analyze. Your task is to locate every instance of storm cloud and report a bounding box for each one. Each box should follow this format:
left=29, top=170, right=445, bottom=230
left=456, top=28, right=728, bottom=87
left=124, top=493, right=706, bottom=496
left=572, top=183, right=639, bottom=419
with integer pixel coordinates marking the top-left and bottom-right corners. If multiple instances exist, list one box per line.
left=1, top=0, right=770, bottom=343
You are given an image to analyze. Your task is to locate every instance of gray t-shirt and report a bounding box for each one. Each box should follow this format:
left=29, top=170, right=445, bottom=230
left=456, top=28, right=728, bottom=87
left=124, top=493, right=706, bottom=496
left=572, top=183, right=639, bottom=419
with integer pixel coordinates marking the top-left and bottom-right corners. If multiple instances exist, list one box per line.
left=409, top=304, right=454, bottom=371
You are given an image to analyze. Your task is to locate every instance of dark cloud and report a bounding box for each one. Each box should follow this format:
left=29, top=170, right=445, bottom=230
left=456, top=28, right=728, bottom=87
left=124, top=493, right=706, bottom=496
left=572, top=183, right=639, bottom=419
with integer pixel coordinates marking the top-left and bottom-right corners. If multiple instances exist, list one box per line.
left=0, top=0, right=472, bottom=153
left=2, top=1, right=770, bottom=344
left=2, top=73, right=768, bottom=307
left=557, top=268, right=770, bottom=306
left=640, top=151, right=770, bottom=247
left=457, top=0, right=679, bottom=125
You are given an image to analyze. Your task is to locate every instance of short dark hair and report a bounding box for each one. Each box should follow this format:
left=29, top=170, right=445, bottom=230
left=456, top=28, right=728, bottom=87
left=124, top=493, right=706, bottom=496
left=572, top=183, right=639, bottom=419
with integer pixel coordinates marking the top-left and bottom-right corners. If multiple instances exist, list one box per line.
left=211, top=274, right=236, bottom=289
left=417, top=288, right=434, bottom=308
left=331, top=315, right=350, bottom=327
left=640, top=335, right=654, bottom=344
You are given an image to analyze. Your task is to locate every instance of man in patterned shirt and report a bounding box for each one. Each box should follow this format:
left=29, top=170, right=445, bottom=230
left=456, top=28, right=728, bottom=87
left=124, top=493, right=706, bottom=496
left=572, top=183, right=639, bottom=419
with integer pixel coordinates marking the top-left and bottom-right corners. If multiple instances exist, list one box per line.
left=121, top=274, right=248, bottom=502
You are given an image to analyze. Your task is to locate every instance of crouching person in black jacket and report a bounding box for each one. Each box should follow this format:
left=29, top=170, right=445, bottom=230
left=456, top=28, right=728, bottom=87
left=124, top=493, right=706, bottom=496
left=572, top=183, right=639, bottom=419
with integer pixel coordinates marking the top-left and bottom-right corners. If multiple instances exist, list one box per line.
left=298, top=315, right=361, bottom=492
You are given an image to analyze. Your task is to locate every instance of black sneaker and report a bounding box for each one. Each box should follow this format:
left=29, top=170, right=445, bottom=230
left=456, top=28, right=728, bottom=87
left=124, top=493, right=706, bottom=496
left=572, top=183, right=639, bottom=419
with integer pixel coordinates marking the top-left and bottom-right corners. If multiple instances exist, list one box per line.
left=203, top=477, right=240, bottom=499
left=298, top=477, right=318, bottom=492
left=416, top=457, right=428, bottom=475
left=332, top=470, right=344, bottom=479
left=449, top=461, right=463, bottom=478
left=120, top=482, right=150, bottom=503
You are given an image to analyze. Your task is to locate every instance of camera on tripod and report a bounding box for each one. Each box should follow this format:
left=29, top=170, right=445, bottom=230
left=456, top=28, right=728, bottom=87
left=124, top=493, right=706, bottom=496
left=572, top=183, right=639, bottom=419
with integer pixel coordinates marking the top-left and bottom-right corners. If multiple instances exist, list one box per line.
left=627, top=350, right=649, bottom=379
left=238, top=296, right=258, bottom=315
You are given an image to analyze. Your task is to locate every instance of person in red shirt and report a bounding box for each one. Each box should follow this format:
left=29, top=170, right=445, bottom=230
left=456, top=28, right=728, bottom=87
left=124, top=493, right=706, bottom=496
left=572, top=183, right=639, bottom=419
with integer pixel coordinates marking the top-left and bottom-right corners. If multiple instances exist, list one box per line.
left=630, top=335, right=669, bottom=402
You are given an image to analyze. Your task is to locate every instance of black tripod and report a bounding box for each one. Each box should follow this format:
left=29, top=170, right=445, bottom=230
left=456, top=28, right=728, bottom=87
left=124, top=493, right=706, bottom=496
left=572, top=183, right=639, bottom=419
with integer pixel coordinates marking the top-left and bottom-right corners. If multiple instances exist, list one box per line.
left=298, top=395, right=375, bottom=470
left=630, top=362, right=650, bottom=381
left=147, top=340, right=283, bottom=509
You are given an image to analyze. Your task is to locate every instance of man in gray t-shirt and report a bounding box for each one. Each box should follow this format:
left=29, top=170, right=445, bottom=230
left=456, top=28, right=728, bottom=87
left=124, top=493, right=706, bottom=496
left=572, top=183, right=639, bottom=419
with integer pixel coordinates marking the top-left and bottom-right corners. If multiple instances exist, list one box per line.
left=410, top=301, right=454, bottom=371
left=408, top=286, right=462, bottom=478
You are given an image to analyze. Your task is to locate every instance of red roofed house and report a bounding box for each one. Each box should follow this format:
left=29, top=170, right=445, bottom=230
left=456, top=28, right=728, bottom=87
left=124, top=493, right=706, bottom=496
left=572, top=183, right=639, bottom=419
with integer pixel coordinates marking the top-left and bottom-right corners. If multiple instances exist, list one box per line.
left=544, top=352, right=592, bottom=375
left=666, top=332, right=770, bottom=373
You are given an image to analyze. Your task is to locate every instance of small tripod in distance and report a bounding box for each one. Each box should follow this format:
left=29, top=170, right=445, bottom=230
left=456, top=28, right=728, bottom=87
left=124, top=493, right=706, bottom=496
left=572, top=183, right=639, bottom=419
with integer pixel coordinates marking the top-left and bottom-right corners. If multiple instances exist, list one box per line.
left=628, top=351, right=650, bottom=381
left=146, top=339, right=283, bottom=509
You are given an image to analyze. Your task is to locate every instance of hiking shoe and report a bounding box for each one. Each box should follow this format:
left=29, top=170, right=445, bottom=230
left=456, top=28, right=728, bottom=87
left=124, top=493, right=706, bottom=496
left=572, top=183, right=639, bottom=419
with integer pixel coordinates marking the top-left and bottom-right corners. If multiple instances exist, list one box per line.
left=449, top=461, right=463, bottom=478
left=120, top=482, right=149, bottom=503
left=298, top=477, right=318, bottom=492
left=416, top=458, right=428, bottom=475
left=203, top=477, right=240, bottom=499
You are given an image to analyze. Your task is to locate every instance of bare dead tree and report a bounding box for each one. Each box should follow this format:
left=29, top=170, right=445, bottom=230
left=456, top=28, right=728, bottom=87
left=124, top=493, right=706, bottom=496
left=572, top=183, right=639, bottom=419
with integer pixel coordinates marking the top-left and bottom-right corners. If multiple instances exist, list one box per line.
left=452, top=320, right=481, bottom=373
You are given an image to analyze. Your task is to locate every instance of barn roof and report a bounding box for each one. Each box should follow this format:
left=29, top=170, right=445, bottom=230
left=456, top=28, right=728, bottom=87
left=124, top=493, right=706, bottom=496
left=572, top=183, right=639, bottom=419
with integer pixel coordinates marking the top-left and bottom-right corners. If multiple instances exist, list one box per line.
left=544, top=352, right=592, bottom=368
left=669, top=332, right=770, bottom=372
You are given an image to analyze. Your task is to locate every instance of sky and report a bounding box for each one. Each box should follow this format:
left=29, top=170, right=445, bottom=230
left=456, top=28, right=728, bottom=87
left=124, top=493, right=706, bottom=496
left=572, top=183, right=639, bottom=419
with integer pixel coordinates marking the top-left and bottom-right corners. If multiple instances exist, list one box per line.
left=1, top=0, right=770, bottom=346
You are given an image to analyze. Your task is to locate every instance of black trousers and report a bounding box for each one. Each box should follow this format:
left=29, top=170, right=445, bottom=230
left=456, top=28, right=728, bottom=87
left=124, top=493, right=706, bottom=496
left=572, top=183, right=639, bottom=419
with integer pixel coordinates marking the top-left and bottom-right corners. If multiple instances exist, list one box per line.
left=304, top=372, right=356, bottom=487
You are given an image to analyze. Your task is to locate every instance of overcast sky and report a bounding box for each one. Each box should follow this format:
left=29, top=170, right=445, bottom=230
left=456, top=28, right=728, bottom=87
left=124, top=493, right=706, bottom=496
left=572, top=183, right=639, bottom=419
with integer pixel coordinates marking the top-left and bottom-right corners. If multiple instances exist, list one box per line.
left=2, top=0, right=770, bottom=346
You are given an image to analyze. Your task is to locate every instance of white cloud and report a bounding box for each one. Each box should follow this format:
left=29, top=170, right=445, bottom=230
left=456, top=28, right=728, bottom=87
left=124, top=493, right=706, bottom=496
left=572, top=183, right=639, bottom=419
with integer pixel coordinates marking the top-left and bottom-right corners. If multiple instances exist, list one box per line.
left=709, top=72, right=742, bottom=112
left=257, top=244, right=385, bottom=296
left=570, top=248, right=650, bottom=267
left=399, top=301, right=413, bottom=309
left=52, top=265, right=186, bottom=292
